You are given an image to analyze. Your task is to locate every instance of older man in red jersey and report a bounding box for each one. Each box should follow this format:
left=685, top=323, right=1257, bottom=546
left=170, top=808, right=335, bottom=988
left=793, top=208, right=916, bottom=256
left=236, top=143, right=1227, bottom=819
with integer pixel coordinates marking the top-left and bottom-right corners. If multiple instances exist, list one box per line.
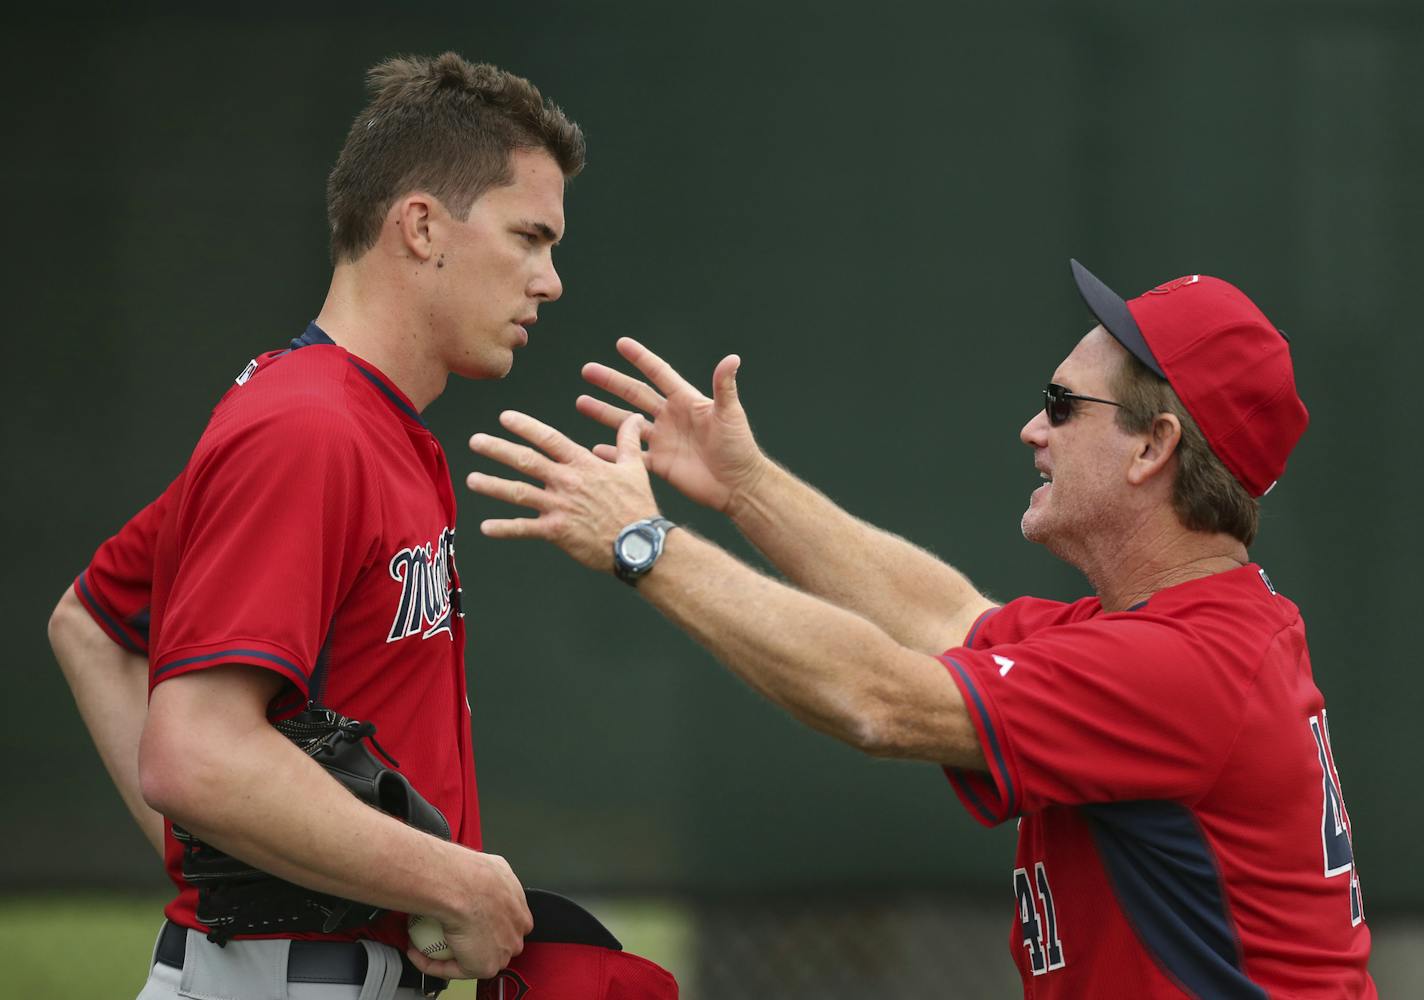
left=467, top=259, right=1375, bottom=997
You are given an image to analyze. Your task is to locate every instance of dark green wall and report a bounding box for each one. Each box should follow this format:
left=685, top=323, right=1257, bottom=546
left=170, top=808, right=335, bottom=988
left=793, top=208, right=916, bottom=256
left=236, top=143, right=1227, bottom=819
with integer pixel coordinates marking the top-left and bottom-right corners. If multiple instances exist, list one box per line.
left=5, top=4, right=1419, bottom=905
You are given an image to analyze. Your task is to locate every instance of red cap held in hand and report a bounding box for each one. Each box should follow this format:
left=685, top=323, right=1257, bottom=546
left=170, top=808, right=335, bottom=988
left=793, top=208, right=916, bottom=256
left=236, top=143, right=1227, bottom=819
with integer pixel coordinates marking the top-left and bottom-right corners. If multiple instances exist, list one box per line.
left=476, top=889, right=679, bottom=1000
left=1071, top=259, right=1309, bottom=497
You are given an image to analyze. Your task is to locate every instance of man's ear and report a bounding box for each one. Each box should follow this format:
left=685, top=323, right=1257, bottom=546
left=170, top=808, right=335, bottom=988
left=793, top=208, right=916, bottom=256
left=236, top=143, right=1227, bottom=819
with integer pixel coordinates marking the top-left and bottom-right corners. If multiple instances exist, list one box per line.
left=390, top=193, right=437, bottom=262
left=1127, top=412, right=1182, bottom=486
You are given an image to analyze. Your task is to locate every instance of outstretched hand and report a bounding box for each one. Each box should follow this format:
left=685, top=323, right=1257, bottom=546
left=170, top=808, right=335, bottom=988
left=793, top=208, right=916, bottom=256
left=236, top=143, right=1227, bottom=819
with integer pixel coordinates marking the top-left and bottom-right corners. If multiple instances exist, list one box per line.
left=577, top=338, right=766, bottom=514
left=467, top=409, right=658, bottom=571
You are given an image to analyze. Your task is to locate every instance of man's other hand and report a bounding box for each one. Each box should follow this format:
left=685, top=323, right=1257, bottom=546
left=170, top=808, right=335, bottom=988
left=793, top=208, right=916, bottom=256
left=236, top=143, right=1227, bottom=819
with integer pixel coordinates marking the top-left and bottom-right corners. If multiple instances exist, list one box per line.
left=578, top=338, right=767, bottom=515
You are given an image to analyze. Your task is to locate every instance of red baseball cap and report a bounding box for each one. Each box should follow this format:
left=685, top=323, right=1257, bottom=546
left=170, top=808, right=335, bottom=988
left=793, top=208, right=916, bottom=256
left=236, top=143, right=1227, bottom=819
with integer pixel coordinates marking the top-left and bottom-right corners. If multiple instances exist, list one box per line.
left=476, top=889, right=679, bottom=999
left=1070, top=259, right=1309, bottom=497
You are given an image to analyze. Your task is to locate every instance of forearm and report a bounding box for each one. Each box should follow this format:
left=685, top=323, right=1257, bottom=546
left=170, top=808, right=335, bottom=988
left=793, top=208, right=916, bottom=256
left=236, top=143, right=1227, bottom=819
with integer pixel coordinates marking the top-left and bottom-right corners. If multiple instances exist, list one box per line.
left=141, top=711, right=487, bottom=926
left=639, top=529, right=984, bottom=767
left=136, top=651, right=526, bottom=979
left=49, top=589, right=165, bottom=856
left=466, top=408, right=985, bottom=767
left=728, top=460, right=993, bottom=653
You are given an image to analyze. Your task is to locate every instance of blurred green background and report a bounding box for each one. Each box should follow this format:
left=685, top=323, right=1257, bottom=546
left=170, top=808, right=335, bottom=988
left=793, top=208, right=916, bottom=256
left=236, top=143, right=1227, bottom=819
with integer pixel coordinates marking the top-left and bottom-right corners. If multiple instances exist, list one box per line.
left=4, top=2, right=1419, bottom=995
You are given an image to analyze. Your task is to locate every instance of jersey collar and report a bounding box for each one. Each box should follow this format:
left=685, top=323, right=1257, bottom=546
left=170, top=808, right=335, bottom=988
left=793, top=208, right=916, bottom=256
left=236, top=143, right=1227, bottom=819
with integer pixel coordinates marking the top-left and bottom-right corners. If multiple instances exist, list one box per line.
left=290, top=322, right=336, bottom=350
left=292, top=321, right=430, bottom=430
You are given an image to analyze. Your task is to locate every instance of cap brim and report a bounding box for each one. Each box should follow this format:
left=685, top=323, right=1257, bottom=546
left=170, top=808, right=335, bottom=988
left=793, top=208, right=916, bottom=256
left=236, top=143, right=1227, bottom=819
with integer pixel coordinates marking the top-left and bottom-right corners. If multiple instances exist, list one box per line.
left=1070, top=259, right=1164, bottom=378
left=526, top=888, right=623, bottom=950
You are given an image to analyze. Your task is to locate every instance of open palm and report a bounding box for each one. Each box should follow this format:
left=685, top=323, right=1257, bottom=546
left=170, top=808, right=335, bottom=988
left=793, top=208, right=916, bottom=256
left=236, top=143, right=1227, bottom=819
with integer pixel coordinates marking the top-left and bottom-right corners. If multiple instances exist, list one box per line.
left=577, top=338, right=765, bottom=513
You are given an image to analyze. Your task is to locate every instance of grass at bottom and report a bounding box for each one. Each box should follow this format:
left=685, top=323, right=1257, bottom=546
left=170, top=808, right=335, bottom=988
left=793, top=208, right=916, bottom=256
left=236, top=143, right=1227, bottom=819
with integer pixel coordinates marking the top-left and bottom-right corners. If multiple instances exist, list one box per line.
left=0, top=893, right=693, bottom=999
left=0, top=895, right=163, bottom=997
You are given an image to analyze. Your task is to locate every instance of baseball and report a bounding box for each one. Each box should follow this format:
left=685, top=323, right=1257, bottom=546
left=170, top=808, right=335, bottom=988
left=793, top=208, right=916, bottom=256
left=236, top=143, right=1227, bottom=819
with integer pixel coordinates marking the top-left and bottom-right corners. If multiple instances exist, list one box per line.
left=407, top=913, right=454, bottom=961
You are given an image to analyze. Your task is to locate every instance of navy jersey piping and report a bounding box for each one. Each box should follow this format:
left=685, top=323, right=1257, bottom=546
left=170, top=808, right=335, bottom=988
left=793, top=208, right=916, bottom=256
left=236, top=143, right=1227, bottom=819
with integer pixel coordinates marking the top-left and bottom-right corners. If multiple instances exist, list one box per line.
left=947, top=768, right=999, bottom=826
left=286, top=322, right=428, bottom=428
left=942, top=656, right=1018, bottom=817
left=154, top=647, right=307, bottom=691
left=965, top=605, right=999, bottom=648
left=77, top=572, right=143, bottom=654
left=346, top=360, right=427, bottom=427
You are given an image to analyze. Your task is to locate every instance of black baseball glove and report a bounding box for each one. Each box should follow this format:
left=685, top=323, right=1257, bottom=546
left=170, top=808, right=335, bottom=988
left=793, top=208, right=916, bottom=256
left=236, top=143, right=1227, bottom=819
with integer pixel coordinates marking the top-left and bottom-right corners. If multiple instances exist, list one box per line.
left=172, top=706, right=450, bottom=944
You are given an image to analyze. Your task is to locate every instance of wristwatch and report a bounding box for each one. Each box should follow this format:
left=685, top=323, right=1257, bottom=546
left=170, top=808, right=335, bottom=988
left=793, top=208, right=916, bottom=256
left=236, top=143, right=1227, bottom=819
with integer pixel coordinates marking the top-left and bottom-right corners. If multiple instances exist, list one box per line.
left=612, top=517, right=678, bottom=585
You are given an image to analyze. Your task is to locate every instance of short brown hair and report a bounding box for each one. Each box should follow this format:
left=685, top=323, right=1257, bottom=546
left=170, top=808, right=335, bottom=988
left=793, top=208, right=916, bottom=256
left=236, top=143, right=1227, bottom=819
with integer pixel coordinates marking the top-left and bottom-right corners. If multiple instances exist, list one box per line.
left=326, top=52, right=586, bottom=263
left=1111, top=352, right=1260, bottom=547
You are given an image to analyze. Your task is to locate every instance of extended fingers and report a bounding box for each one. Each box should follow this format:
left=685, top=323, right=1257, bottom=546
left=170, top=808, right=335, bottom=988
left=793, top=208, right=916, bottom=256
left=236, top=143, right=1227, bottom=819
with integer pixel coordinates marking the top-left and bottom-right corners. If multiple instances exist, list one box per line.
left=615, top=337, right=698, bottom=399
left=581, top=362, right=667, bottom=414
left=575, top=393, right=639, bottom=432
left=616, top=413, right=645, bottom=459
left=478, top=516, right=550, bottom=540
left=465, top=471, right=551, bottom=512
left=498, top=410, right=585, bottom=463
left=712, top=354, right=742, bottom=411
left=468, top=432, right=558, bottom=482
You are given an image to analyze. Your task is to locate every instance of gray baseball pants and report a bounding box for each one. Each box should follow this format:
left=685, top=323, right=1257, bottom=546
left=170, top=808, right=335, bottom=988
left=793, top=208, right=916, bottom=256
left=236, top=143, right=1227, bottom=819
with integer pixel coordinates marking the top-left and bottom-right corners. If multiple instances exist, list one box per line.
left=134, top=925, right=435, bottom=1000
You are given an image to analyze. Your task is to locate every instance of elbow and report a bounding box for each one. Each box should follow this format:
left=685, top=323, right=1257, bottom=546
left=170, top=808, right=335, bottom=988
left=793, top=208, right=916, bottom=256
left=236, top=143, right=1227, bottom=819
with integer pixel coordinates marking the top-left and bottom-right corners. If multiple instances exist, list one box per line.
left=842, top=686, right=981, bottom=766
left=47, top=587, right=85, bottom=653
left=139, top=715, right=208, bottom=824
left=137, top=732, right=179, bottom=818
left=843, top=697, right=903, bottom=760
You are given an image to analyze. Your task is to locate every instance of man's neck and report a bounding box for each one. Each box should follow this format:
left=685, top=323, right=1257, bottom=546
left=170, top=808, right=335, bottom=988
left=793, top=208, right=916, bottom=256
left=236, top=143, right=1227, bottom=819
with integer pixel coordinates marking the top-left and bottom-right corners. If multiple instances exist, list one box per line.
left=313, top=264, right=448, bottom=413
left=1079, top=514, right=1249, bottom=612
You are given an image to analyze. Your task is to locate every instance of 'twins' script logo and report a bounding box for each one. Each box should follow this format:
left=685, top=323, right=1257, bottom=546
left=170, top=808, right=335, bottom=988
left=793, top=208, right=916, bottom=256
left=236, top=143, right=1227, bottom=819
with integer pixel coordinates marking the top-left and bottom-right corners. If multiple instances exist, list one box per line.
left=387, top=527, right=457, bottom=642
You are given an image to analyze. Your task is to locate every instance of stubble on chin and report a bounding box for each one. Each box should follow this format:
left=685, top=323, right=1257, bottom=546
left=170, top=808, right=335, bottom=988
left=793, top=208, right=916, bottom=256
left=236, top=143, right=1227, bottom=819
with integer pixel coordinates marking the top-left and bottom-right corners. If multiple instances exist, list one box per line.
left=1020, top=493, right=1053, bottom=544
left=1020, top=507, right=1038, bottom=542
left=1021, top=510, right=1058, bottom=549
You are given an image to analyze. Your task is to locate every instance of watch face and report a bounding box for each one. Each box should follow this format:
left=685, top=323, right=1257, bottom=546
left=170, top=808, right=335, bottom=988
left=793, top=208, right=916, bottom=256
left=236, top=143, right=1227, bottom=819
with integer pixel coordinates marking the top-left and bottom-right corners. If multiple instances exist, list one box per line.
left=620, top=531, right=655, bottom=565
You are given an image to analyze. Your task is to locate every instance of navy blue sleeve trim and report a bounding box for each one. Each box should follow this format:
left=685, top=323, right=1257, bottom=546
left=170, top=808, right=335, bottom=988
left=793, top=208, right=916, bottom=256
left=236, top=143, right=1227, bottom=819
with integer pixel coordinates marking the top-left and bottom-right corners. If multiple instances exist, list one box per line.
left=77, top=572, right=143, bottom=654
left=943, top=656, right=1018, bottom=817
left=946, top=768, right=1000, bottom=826
left=153, top=648, right=307, bottom=690
left=347, top=359, right=427, bottom=427
left=965, top=606, right=999, bottom=648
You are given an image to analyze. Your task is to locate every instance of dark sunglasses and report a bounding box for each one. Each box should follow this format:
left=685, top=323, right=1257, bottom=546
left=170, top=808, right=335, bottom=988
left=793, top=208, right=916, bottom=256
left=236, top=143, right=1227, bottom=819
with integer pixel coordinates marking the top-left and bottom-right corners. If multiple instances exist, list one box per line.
left=1043, top=382, right=1123, bottom=427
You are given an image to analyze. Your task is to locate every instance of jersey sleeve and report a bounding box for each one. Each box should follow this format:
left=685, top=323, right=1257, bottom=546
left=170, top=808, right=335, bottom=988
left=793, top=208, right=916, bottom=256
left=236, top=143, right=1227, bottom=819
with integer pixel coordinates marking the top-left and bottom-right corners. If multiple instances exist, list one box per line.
left=941, top=599, right=1253, bottom=826
left=73, top=489, right=172, bottom=655
left=150, top=400, right=380, bottom=697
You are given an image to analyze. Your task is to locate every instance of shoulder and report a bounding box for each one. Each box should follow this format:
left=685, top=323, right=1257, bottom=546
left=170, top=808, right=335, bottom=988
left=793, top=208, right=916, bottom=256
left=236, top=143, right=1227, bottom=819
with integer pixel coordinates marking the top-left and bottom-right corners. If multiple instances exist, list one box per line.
left=970, top=594, right=1100, bottom=648
left=203, top=347, right=368, bottom=452
left=175, top=349, right=383, bottom=507
left=220, top=345, right=354, bottom=409
left=1001, top=568, right=1300, bottom=700
left=1134, top=565, right=1300, bottom=659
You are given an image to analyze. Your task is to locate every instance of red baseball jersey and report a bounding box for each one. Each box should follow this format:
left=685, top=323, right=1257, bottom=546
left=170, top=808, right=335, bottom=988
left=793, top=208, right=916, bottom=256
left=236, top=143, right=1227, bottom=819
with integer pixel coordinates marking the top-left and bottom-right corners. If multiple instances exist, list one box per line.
left=942, top=565, right=1374, bottom=998
left=75, top=324, right=478, bottom=948
left=76, top=488, right=168, bottom=657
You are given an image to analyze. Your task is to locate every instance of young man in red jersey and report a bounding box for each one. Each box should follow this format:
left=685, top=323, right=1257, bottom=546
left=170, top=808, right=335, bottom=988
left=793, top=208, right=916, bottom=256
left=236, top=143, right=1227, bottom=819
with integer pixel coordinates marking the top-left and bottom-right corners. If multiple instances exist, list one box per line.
left=466, top=260, right=1375, bottom=997
left=49, top=53, right=582, bottom=997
